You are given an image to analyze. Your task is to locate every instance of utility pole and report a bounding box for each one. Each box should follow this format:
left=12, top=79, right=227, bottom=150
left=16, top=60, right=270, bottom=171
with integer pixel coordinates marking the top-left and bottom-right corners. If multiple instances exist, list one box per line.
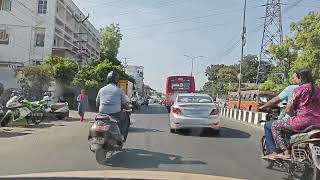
left=256, top=0, right=283, bottom=84
left=238, top=0, right=247, bottom=109
left=183, top=55, right=204, bottom=76
left=122, top=57, right=131, bottom=68
left=74, top=14, right=90, bottom=68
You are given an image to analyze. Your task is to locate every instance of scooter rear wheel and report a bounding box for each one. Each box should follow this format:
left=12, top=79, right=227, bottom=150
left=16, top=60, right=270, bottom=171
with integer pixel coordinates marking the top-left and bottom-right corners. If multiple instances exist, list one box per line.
left=95, top=148, right=107, bottom=165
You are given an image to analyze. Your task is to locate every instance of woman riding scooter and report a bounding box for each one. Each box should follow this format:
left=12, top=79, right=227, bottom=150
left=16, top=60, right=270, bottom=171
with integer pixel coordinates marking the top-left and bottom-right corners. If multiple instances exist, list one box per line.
left=259, top=79, right=299, bottom=158
left=265, top=69, right=320, bottom=160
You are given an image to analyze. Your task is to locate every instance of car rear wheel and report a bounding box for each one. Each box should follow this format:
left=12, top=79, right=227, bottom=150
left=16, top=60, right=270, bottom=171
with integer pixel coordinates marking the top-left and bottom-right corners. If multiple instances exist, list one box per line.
left=170, top=129, right=176, bottom=133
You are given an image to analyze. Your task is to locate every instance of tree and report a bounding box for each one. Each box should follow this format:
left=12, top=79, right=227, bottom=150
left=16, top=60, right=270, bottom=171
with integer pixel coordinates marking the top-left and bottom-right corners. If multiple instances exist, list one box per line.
left=270, top=12, right=320, bottom=79
left=73, top=23, right=134, bottom=89
left=205, top=64, right=227, bottom=82
left=73, top=59, right=134, bottom=89
left=262, top=11, right=320, bottom=90
left=203, top=54, right=272, bottom=96
left=100, top=23, right=123, bottom=65
left=19, top=65, right=54, bottom=100
left=43, top=56, right=78, bottom=84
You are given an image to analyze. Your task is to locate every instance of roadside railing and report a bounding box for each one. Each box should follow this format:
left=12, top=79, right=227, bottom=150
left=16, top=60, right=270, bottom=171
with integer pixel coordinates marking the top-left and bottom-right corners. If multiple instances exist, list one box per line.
left=220, top=108, right=268, bottom=126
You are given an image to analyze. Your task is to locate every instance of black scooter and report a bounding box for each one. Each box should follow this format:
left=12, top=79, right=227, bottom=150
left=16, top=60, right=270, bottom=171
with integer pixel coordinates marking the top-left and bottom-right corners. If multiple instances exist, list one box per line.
left=88, top=111, right=131, bottom=164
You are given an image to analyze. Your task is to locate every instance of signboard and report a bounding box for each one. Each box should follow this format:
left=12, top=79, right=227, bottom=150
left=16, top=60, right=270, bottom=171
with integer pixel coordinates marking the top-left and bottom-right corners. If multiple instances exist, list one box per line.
left=170, top=79, right=191, bottom=91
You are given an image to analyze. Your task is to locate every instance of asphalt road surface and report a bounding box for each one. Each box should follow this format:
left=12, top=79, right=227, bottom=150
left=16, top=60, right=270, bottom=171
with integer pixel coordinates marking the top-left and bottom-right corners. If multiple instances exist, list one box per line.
left=0, top=104, right=285, bottom=180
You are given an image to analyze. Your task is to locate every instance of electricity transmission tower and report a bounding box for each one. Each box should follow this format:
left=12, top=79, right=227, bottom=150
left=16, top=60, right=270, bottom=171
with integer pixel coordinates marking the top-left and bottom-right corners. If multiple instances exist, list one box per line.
left=256, top=0, right=283, bottom=84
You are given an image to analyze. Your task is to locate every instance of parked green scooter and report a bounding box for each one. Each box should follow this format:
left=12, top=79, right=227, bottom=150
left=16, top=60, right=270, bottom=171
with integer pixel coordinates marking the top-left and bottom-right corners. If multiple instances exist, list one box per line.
left=0, top=95, right=46, bottom=127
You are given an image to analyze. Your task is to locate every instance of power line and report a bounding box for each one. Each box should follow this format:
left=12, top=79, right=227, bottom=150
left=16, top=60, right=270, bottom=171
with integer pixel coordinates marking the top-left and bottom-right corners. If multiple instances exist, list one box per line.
left=106, top=0, right=191, bottom=19
left=283, top=0, right=304, bottom=14
left=124, top=22, right=227, bottom=40
left=121, top=5, right=262, bottom=32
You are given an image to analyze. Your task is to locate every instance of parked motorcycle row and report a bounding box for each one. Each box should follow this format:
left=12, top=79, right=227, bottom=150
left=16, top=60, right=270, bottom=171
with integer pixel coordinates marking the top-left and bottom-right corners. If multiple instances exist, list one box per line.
left=0, top=93, right=69, bottom=127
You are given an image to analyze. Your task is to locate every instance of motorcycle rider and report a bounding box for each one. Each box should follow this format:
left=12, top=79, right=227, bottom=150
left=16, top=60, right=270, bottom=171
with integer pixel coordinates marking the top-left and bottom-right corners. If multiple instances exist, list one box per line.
left=259, top=80, right=299, bottom=159
left=96, top=71, right=131, bottom=142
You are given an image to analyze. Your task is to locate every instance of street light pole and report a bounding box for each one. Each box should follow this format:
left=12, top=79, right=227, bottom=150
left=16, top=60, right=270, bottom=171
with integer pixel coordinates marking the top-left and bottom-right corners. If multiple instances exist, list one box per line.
left=238, top=0, right=247, bottom=109
left=184, top=55, right=204, bottom=76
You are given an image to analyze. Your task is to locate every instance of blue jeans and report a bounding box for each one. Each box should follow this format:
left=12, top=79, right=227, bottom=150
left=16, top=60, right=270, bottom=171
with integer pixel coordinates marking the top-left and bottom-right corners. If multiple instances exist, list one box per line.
left=264, top=121, right=277, bottom=153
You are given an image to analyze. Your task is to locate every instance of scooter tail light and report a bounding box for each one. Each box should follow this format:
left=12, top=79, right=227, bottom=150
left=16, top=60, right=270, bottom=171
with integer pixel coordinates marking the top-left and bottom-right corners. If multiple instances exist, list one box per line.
left=94, top=124, right=110, bottom=132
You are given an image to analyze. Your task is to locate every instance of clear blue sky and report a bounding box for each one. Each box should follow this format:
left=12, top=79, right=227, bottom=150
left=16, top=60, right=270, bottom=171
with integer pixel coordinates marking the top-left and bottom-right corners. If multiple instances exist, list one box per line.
left=77, top=0, right=319, bottom=92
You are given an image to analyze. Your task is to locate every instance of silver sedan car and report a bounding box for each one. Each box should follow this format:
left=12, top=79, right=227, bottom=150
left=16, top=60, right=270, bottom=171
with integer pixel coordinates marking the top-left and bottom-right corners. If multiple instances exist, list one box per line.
left=169, top=93, right=220, bottom=134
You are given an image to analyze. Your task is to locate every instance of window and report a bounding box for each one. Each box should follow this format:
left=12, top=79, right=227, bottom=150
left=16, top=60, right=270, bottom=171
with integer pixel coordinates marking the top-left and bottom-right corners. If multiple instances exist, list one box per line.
left=35, top=32, right=45, bottom=47
left=177, top=96, right=213, bottom=103
left=0, top=30, right=9, bottom=45
left=0, top=0, right=11, bottom=11
left=38, top=0, right=47, bottom=14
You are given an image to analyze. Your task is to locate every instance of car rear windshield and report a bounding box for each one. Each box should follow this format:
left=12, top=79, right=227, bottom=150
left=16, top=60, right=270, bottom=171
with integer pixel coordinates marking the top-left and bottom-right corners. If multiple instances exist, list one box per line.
left=177, top=96, right=213, bottom=103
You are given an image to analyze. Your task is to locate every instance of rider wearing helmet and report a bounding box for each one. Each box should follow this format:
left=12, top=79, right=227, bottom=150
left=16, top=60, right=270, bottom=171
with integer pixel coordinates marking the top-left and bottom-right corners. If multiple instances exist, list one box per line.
left=96, top=71, right=131, bottom=142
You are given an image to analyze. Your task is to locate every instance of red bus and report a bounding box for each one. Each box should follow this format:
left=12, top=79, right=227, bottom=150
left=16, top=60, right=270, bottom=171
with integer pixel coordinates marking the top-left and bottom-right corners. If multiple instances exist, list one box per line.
left=164, top=76, right=196, bottom=112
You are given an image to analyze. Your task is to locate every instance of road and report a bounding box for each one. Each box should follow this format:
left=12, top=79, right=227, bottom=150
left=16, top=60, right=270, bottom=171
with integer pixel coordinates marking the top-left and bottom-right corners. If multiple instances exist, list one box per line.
left=0, top=104, right=285, bottom=180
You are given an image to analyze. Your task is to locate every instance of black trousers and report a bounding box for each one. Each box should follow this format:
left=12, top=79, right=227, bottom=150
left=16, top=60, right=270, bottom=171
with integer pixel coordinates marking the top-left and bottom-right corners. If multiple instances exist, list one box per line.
left=109, top=111, right=130, bottom=141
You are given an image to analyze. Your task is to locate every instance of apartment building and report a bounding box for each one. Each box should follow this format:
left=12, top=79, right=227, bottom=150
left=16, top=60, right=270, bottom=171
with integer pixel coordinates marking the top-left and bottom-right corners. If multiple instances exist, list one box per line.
left=126, top=65, right=144, bottom=95
left=0, top=0, right=100, bottom=88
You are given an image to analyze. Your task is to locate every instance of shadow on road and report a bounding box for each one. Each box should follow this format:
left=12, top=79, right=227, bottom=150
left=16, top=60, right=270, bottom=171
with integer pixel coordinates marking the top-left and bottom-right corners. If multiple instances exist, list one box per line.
left=11, top=123, right=66, bottom=129
left=0, top=130, right=31, bottom=138
left=133, top=104, right=168, bottom=115
left=218, top=127, right=251, bottom=139
left=129, top=127, right=164, bottom=133
left=105, top=148, right=206, bottom=168
left=176, top=127, right=251, bottom=139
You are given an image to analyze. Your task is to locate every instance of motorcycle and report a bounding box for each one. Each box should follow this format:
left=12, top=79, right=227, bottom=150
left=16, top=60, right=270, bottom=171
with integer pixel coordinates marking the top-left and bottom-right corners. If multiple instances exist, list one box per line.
left=0, top=96, right=46, bottom=127
left=43, top=95, right=69, bottom=120
left=261, top=116, right=320, bottom=179
left=88, top=111, right=131, bottom=164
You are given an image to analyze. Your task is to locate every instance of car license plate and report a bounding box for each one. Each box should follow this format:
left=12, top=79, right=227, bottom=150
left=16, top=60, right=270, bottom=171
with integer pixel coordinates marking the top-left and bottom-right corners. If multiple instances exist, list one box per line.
left=312, top=145, right=320, bottom=156
left=93, top=137, right=104, bottom=144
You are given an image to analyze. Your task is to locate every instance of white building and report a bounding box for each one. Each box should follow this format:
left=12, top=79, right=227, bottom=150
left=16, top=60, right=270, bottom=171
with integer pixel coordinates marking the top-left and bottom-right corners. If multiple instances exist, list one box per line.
left=126, top=65, right=144, bottom=95
left=0, top=0, right=100, bottom=89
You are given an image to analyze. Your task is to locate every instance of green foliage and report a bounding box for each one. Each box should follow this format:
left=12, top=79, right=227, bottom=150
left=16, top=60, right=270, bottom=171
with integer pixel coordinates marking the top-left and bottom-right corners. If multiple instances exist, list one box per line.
left=19, top=65, right=54, bottom=100
left=43, top=56, right=78, bottom=84
left=73, top=23, right=134, bottom=89
left=73, top=59, right=134, bottom=89
left=262, top=11, right=320, bottom=91
left=204, top=54, right=273, bottom=96
left=22, top=65, right=54, bottom=87
left=100, top=23, right=123, bottom=65
left=259, top=79, right=289, bottom=94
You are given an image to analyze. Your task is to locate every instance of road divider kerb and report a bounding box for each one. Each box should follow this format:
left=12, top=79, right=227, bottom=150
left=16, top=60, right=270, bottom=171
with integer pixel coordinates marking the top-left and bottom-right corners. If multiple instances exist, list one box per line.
left=220, top=108, right=267, bottom=127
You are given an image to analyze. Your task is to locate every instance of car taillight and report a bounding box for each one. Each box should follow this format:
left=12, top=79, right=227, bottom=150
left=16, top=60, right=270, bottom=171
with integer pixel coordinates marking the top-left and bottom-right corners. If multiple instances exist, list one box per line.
left=94, top=125, right=110, bottom=132
left=210, top=108, right=219, bottom=115
left=172, top=107, right=182, bottom=114
left=310, top=132, right=320, bottom=139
